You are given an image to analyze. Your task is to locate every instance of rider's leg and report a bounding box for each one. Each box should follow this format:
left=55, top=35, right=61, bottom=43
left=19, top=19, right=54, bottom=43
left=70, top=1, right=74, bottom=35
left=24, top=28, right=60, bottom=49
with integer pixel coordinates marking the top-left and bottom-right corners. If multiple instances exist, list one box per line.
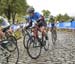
left=0, top=30, right=5, bottom=39
left=38, top=21, right=48, bottom=40
left=40, top=26, right=48, bottom=40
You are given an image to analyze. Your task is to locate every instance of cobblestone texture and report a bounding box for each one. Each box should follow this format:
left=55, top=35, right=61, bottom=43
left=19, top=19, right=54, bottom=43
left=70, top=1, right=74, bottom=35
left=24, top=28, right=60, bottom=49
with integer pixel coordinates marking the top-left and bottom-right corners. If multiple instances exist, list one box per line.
left=1, top=31, right=75, bottom=64
left=17, top=31, right=75, bottom=64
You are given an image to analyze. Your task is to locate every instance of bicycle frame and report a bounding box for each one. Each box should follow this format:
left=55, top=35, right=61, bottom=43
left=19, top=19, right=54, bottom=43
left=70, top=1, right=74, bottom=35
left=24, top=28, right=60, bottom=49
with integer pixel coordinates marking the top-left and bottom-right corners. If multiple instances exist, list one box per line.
left=32, top=25, right=46, bottom=43
left=0, top=41, right=10, bottom=63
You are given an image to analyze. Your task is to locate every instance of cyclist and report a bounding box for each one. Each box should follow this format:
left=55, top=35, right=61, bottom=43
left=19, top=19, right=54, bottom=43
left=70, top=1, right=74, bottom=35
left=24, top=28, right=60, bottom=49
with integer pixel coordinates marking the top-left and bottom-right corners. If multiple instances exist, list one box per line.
left=26, top=6, right=48, bottom=40
left=49, top=15, right=55, bottom=31
left=0, top=16, right=12, bottom=39
left=49, top=15, right=57, bottom=41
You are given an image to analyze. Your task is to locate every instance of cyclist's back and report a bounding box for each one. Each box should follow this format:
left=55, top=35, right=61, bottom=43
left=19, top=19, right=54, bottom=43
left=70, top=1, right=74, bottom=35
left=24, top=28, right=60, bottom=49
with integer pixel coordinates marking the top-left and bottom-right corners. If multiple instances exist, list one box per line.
left=28, top=12, right=41, bottom=21
left=0, top=16, right=10, bottom=28
left=0, top=16, right=10, bottom=33
left=49, top=15, right=55, bottom=28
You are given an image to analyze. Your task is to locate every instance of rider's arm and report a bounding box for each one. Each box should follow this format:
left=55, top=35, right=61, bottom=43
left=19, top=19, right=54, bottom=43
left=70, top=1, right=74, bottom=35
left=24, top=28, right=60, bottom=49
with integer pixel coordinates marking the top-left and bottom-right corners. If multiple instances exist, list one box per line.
left=26, top=20, right=32, bottom=29
left=37, top=16, right=45, bottom=22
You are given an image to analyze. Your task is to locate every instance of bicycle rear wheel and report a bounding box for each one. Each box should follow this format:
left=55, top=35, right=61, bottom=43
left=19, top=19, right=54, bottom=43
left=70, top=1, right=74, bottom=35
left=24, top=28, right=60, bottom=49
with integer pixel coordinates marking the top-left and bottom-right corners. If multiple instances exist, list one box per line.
left=44, top=33, right=50, bottom=51
left=6, top=36, right=17, bottom=52
left=27, top=36, right=42, bottom=59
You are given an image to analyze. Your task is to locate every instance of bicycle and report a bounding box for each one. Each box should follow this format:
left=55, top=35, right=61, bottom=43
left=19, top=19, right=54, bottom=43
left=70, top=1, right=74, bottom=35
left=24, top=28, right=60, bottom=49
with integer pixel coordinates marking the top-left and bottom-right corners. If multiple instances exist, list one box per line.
left=51, top=26, right=57, bottom=46
left=26, top=24, right=50, bottom=59
left=0, top=38, right=19, bottom=64
left=0, top=28, right=19, bottom=64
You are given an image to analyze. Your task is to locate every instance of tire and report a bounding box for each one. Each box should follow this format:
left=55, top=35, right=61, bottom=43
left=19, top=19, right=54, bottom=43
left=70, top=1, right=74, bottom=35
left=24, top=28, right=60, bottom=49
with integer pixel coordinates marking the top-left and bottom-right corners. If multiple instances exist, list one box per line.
left=23, top=30, right=31, bottom=49
left=44, top=33, right=50, bottom=51
left=43, top=32, right=50, bottom=51
left=6, top=36, right=17, bottom=52
left=51, top=30, right=57, bottom=46
left=0, top=40, right=19, bottom=64
left=27, top=36, right=42, bottom=59
left=6, top=43, right=19, bottom=64
left=23, top=33, right=29, bottom=49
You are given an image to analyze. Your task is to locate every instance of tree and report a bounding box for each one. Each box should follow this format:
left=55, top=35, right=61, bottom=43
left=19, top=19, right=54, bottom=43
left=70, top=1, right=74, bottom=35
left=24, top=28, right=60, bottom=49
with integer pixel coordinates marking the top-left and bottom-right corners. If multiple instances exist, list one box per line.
left=62, top=13, right=70, bottom=21
left=10, top=0, right=29, bottom=24
left=55, top=13, right=71, bottom=22
left=0, top=0, right=1, bottom=15
left=55, top=14, right=63, bottom=22
left=42, top=10, right=51, bottom=18
left=0, top=0, right=29, bottom=24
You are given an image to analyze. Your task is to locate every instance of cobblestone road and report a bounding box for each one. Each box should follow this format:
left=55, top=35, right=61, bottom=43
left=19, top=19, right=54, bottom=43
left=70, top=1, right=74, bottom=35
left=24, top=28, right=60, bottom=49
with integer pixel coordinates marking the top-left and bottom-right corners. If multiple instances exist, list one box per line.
left=17, top=31, right=75, bottom=64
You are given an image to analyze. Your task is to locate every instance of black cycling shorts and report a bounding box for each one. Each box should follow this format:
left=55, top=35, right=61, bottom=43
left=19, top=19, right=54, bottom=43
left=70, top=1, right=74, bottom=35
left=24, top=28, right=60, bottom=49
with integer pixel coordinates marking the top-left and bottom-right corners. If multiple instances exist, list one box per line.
left=37, top=21, right=47, bottom=27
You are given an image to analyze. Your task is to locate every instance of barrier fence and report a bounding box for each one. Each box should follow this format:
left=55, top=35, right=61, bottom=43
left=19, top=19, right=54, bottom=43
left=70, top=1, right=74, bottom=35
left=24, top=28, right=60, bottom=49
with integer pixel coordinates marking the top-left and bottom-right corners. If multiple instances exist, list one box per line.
left=48, top=21, right=75, bottom=29
left=10, top=21, right=75, bottom=32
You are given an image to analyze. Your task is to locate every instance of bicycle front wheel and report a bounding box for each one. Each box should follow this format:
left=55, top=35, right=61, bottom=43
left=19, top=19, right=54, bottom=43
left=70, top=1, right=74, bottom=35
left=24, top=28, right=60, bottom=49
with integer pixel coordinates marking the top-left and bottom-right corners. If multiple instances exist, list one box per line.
left=27, top=36, right=42, bottom=59
left=51, top=30, right=57, bottom=46
left=23, top=33, right=29, bottom=49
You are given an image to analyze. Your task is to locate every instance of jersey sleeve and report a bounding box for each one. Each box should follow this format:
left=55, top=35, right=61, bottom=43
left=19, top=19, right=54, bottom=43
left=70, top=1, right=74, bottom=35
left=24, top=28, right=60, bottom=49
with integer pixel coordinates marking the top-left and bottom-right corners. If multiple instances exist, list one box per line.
left=35, top=12, right=42, bottom=19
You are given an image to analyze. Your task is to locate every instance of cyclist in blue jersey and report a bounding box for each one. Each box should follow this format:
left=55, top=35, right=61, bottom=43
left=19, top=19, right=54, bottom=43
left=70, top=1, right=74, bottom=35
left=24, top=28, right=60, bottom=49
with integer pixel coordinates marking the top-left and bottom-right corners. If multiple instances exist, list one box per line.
left=49, top=15, right=55, bottom=28
left=26, top=7, right=48, bottom=40
left=49, top=15, right=56, bottom=31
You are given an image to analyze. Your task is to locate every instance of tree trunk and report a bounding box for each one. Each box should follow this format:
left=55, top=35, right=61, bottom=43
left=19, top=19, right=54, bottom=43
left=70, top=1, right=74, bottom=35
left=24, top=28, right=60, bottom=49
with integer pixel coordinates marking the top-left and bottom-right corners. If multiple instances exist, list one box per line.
left=0, top=0, right=1, bottom=15
left=12, top=12, right=16, bottom=24
left=6, top=0, right=11, bottom=22
left=4, top=4, right=11, bottom=22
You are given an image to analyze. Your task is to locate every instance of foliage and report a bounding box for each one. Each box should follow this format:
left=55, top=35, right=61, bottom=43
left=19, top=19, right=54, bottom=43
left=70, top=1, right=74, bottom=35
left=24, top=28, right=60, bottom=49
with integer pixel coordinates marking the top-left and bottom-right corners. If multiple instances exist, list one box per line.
left=42, top=9, right=72, bottom=22
left=55, top=13, right=71, bottom=22
left=42, top=10, right=51, bottom=18
left=0, top=0, right=29, bottom=23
